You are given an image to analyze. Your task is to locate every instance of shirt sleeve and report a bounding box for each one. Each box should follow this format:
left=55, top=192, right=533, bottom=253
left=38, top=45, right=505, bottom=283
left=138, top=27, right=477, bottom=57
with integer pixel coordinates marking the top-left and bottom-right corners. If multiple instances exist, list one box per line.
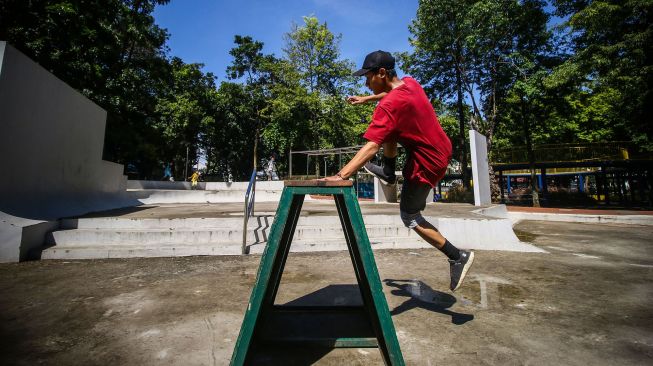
left=362, top=106, right=396, bottom=145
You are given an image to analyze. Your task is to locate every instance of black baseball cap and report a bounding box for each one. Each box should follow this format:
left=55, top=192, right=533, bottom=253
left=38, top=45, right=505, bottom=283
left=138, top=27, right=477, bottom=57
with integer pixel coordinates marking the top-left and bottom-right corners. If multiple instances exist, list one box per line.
left=353, top=50, right=395, bottom=76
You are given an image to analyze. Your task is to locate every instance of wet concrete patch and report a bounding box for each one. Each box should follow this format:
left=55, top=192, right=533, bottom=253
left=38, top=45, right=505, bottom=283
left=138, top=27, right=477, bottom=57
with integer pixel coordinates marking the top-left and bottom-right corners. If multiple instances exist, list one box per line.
left=513, top=228, right=539, bottom=242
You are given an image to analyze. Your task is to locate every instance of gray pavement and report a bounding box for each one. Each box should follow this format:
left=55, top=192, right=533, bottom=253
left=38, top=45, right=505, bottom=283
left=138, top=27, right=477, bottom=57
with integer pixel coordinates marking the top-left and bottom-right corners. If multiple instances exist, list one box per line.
left=1, top=220, right=652, bottom=365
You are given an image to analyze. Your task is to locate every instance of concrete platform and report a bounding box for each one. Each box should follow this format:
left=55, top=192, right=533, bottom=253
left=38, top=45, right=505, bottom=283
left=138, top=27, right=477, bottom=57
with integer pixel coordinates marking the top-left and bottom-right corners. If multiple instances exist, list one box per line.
left=1, top=220, right=651, bottom=365
left=41, top=202, right=542, bottom=260
left=507, top=206, right=653, bottom=226
left=124, top=181, right=285, bottom=204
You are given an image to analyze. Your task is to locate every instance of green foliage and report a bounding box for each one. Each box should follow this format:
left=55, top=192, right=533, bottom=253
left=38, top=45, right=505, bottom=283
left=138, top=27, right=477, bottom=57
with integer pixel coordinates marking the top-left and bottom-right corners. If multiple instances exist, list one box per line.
left=549, top=0, right=653, bottom=151
left=399, top=0, right=476, bottom=186
left=3, top=0, right=647, bottom=184
left=153, top=58, right=218, bottom=179
left=257, top=16, right=369, bottom=176
left=283, top=16, right=355, bottom=95
left=226, top=35, right=266, bottom=83
left=406, top=0, right=651, bottom=162
left=403, top=0, right=551, bottom=149
left=202, top=16, right=369, bottom=179
left=206, top=81, right=257, bottom=180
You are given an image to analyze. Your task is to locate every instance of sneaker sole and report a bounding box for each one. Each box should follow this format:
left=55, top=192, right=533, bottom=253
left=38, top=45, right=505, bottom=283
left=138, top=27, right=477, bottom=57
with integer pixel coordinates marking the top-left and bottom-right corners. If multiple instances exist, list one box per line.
left=452, top=251, right=475, bottom=292
left=363, top=165, right=396, bottom=185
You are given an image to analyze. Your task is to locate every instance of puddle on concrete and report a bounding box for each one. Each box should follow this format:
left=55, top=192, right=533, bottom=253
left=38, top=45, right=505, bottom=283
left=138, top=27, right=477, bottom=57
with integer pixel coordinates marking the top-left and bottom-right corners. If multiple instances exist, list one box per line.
left=498, top=283, right=524, bottom=299
left=513, top=229, right=539, bottom=242
left=458, top=281, right=481, bottom=304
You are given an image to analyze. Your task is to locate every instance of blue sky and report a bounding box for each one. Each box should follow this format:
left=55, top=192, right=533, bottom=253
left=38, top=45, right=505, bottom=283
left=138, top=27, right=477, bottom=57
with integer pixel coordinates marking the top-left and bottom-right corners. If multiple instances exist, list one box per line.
left=153, top=0, right=419, bottom=81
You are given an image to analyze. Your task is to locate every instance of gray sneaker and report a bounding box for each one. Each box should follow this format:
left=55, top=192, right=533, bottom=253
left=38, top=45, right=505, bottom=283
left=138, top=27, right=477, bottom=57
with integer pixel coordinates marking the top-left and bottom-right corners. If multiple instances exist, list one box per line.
left=364, top=162, right=396, bottom=185
left=449, top=250, right=474, bottom=291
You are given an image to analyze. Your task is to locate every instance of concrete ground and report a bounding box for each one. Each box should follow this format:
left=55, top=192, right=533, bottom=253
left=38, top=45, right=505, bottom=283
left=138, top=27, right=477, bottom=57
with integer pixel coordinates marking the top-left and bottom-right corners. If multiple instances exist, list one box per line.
left=1, top=221, right=651, bottom=365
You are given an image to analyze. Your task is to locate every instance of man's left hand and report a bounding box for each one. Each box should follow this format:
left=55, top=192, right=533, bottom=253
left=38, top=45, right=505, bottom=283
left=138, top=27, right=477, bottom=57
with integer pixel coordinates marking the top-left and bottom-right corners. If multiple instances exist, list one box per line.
left=319, top=175, right=345, bottom=181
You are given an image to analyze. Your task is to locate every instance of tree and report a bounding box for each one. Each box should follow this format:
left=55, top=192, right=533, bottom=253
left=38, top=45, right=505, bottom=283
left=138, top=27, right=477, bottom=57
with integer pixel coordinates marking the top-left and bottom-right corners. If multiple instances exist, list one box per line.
left=262, top=16, right=368, bottom=176
left=224, top=35, right=275, bottom=173
left=549, top=0, right=653, bottom=152
left=470, top=0, right=551, bottom=206
left=283, top=16, right=354, bottom=95
left=153, top=58, right=218, bottom=180
left=400, top=0, right=477, bottom=188
left=205, top=81, right=257, bottom=180
left=404, top=0, right=552, bottom=203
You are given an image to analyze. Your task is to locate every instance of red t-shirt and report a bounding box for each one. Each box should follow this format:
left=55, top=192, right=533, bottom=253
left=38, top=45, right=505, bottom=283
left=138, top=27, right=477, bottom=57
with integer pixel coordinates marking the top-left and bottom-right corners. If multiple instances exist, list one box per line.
left=363, top=77, right=452, bottom=187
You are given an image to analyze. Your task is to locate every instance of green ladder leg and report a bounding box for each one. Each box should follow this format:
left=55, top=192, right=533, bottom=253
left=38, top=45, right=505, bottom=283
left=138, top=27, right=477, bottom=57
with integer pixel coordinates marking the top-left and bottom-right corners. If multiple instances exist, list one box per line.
left=230, top=180, right=405, bottom=366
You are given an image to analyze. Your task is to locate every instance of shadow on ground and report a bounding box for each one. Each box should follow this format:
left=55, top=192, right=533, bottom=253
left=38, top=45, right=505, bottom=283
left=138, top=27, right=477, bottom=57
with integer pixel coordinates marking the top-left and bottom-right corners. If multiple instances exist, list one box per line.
left=247, top=281, right=472, bottom=364
left=384, top=279, right=474, bottom=325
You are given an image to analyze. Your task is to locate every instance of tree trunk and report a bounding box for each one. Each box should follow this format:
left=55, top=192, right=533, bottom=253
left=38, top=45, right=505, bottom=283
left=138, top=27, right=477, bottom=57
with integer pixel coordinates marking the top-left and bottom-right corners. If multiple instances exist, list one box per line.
left=455, top=58, right=470, bottom=189
left=521, top=95, right=539, bottom=207
left=485, top=134, right=501, bottom=202
left=253, top=125, right=259, bottom=172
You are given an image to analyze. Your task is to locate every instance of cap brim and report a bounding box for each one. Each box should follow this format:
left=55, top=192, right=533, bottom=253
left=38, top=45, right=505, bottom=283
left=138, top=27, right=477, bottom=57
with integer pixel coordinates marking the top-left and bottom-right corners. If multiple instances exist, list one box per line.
left=352, top=68, right=369, bottom=77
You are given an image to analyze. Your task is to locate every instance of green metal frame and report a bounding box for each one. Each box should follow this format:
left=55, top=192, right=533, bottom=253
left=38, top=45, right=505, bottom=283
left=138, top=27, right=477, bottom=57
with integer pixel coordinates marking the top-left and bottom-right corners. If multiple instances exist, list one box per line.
left=230, top=185, right=405, bottom=365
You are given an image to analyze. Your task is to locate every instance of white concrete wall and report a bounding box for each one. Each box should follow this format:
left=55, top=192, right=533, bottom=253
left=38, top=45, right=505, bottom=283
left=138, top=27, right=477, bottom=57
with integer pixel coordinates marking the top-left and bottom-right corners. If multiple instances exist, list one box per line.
left=470, top=130, right=491, bottom=206
left=0, top=42, right=126, bottom=220
left=0, top=214, right=59, bottom=262
left=0, top=42, right=129, bottom=261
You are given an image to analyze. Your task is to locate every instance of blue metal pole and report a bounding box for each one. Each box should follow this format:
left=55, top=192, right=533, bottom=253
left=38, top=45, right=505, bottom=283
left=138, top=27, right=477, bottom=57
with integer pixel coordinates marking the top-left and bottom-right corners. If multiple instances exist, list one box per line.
left=538, top=175, right=543, bottom=190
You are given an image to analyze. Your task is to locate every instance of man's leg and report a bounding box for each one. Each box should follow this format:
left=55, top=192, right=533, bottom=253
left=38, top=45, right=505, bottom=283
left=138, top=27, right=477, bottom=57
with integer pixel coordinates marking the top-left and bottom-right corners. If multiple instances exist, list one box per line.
left=364, top=142, right=398, bottom=184
left=400, top=180, right=474, bottom=291
left=382, top=141, right=398, bottom=159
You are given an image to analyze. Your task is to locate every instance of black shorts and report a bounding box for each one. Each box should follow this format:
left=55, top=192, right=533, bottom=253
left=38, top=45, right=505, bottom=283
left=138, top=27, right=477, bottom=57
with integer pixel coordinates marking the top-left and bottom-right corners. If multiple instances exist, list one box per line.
left=399, top=180, right=432, bottom=215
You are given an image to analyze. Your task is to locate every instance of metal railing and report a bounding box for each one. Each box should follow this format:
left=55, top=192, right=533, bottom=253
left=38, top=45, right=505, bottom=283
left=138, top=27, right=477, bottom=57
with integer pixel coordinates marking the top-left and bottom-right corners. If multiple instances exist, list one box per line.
left=491, top=142, right=631, bottom=164
left=242, top=169, right=257, bottom=254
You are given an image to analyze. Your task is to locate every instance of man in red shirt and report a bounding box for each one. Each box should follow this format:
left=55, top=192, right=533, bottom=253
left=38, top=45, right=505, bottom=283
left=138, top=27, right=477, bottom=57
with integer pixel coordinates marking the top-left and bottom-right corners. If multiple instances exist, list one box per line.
left=324, top=50, right=474, bottom=291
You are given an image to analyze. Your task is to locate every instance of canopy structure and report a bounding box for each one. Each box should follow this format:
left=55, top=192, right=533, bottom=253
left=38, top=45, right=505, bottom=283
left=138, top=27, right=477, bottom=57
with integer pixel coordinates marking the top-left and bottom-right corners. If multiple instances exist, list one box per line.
left=289, top=145, right=366, bottom=177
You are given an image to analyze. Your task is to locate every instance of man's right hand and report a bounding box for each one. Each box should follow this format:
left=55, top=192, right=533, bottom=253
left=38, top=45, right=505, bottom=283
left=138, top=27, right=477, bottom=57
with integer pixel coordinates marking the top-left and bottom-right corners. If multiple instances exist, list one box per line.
left=347, top=93, right=387, bottom=105
left=347, top=95, right=367, bottom=105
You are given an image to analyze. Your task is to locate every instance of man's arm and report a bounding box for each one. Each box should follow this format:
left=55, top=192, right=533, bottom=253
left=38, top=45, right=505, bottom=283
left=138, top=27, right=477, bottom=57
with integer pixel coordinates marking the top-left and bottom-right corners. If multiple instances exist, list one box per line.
left=322, top=141, right=380, bottom=181
left=346, top=92, right=388, bottom=105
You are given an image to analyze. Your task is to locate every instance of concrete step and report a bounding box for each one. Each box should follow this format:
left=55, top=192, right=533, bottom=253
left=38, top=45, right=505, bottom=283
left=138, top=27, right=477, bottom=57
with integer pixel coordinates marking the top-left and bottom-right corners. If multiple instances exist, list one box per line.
left=46, top=224, right=420, bottom=247
left=41, top=236, right=431, bottom=260
left=247, top=232, right=543, bottom=254
left=59, top=214, right=410, bottom=230
left=247, top=237, right=433, bottom=254
left=60, top=217, right=275, bottom=230
left=42, top=229, right=542, bottom=260
left=41, top=243, right=242, bottom=260
left=42, top=203, right=544, bottom=260
left=48, top=228, right=247, bottom=246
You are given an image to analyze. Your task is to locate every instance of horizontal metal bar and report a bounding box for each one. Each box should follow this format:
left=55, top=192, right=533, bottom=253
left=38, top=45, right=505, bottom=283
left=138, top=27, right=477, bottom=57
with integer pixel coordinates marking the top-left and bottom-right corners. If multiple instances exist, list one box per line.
left=271, top=305, right=366, bottom=312
left=493, top=159, right=653, bottom=171
left=260, top=336, right=378, bottom=348
left=287, top=187, right=347, bottom=195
